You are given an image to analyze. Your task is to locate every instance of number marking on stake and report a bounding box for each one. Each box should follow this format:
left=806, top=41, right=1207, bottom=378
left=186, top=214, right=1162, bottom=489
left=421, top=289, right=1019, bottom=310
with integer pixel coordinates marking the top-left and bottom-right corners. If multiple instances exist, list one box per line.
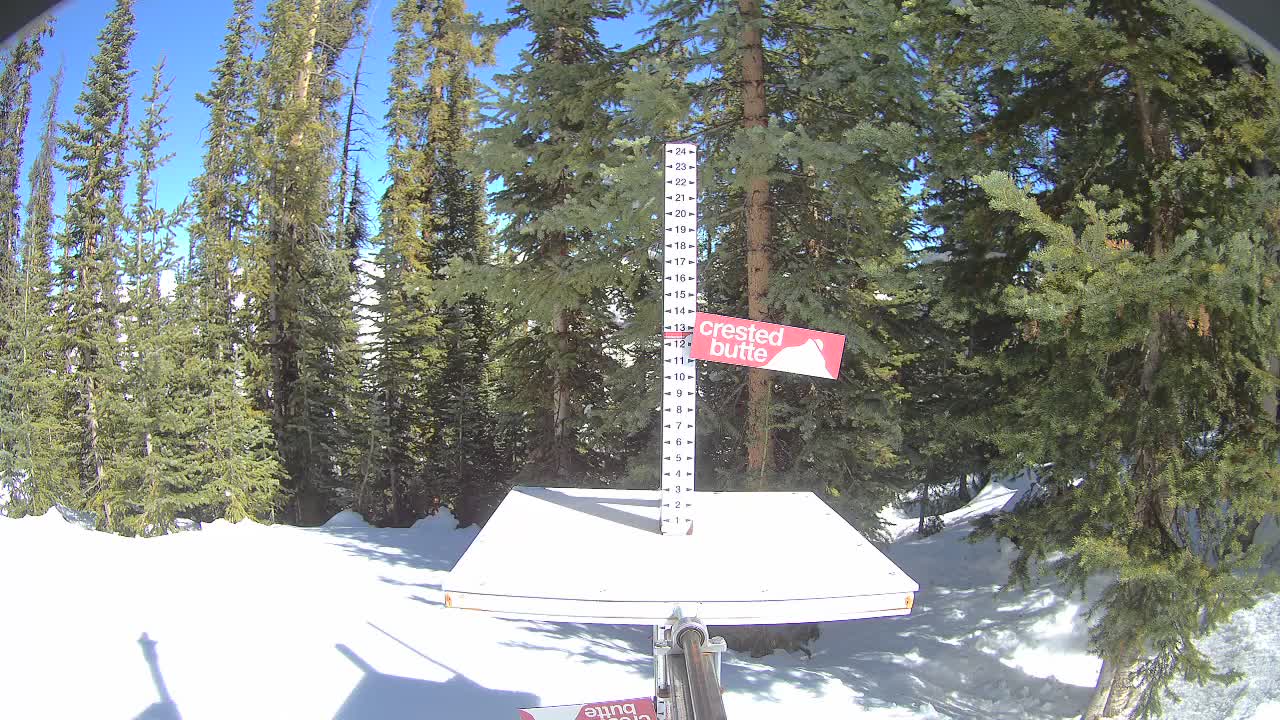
left=661, top=144, right=697, bottom=535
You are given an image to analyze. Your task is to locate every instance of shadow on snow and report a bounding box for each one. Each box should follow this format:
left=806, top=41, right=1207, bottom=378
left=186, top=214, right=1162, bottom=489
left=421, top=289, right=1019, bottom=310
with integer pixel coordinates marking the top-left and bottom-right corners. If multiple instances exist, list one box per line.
left=134, top=632, right=182, bottom=720
left=334, top=624, right=540, bottom=720
left=308, top=524, right=468, bottom=573
left=493, top=526, right=1097, bottom=719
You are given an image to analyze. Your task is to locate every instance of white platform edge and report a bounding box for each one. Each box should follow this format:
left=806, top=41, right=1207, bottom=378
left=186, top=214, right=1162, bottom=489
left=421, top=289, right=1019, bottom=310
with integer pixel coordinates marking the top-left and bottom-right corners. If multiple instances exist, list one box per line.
left=444, top=590, right=915, bottom=626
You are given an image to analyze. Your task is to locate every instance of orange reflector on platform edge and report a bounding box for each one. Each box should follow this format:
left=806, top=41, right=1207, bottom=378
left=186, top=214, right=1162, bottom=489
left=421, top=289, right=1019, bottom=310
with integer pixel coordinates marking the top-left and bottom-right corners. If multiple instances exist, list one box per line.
left=444, top=593, right=453, bottom=608
left=905, top=593, right=914, bottom=610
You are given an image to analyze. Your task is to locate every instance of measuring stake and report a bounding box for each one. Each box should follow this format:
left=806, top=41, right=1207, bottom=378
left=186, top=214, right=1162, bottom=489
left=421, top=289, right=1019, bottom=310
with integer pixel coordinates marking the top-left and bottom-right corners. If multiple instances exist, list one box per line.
left=661, top=143, right=697, bottom=535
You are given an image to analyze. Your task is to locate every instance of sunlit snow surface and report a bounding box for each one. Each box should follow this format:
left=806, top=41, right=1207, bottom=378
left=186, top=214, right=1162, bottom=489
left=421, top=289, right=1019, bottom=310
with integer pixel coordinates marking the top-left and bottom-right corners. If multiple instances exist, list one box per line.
left=2, top=476, right=1275, bottom=719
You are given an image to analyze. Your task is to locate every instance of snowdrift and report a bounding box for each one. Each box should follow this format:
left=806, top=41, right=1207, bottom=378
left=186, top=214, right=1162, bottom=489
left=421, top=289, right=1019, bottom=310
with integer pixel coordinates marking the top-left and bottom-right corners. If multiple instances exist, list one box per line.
left=2, top=482, right=1276, bottom=719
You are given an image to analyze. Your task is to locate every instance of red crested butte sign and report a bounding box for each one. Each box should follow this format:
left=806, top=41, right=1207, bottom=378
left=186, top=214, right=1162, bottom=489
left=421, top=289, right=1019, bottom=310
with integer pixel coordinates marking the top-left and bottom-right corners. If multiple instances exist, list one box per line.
left=518, top=698, right=658, bottom=720
left=691, top=311, right=845, bottom=380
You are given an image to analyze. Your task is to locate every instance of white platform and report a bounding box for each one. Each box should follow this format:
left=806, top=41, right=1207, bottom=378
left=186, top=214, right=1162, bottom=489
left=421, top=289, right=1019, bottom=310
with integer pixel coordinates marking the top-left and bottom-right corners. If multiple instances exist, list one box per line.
left=443, top=487, right=918, bottom=625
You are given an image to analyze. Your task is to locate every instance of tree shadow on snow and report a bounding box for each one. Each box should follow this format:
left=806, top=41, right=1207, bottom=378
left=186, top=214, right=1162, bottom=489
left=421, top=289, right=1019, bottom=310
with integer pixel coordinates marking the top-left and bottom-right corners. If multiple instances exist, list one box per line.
left=497, top=559, right=1095, bottom=719
left=134, top=632, right=182, bottom=720
left=505, top=621, right=842, bottom=701
left=799, top=530, right=1098, bottom=719
left=805, top=610, right=1094, bottom=719
left=332, top=643, right=540, bottom=720
left=500, top=622, right=653, bottom=677
left=309, top=525, right=468, bottom=573
left=377, top=576, right=445, bottom=607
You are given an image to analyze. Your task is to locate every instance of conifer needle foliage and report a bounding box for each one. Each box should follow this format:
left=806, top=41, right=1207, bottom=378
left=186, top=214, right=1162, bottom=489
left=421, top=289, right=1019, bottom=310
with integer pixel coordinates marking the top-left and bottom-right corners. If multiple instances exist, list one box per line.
left=2, top=2, right=1280, bottom=711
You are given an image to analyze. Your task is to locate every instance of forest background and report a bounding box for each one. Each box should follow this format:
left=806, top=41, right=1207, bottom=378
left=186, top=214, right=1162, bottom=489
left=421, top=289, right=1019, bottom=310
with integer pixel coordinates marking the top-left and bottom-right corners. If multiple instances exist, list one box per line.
left=4, top=0, right=1280, bottom=717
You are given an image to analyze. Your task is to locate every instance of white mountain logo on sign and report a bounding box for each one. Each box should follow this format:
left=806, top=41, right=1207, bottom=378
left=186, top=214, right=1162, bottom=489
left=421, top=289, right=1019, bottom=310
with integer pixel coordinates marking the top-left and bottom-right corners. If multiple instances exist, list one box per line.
left=763, top=338, right=835, bottom=379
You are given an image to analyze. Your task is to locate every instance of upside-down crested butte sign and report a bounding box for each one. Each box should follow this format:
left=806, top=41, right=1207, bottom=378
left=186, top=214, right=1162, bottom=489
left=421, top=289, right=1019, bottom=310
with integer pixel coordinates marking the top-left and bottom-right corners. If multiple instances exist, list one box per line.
left=519, top=698, right=658, bottom=720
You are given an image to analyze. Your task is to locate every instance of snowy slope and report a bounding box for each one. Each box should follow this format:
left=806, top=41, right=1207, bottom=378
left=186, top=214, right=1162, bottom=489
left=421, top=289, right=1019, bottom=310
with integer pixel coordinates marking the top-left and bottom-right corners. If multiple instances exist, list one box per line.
left=1, top=478, right=1276, bottom=719
left=879, top=470, right=1031, bottom=542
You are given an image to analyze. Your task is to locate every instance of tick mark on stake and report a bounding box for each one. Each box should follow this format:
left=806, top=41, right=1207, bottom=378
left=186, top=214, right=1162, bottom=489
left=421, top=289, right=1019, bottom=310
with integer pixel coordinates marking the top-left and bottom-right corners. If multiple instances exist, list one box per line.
left=661, top=144, right=698, bottom=536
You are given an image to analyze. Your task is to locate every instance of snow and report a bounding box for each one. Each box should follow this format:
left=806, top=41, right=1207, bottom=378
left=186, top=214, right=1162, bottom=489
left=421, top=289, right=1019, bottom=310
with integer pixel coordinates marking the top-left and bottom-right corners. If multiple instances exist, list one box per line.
left=1164, top=594, right=1280, bottom=720
left=2, top=478, right=1277, bottom=719
left=325, top=509, right=372, bottom=528
left=879, top=468, right=1033, bottom=542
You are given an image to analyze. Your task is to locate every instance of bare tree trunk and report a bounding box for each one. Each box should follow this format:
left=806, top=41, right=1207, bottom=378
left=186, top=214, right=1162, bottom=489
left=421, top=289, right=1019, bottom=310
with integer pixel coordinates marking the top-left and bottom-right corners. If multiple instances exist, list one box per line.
left=1102, top=657, right=1140, bottom=719
left=390, top=463, right=402, bottom=526
left=357, top=397, right=378, bottom=519
left=1265, top=355, right=1280, bottom=422
left=552, top=307, right=573, bottom=478
left=336, top=20, right=370, bottom=245
left=917, top=482, right=928, bottom=534
left=289, top=0, right=322, bottom=149
left=83, top=374, right=106, bottom=526
left=1082, top=640, right=1141, bottom=720
left=1081, top=658, right=1118, bottom=720
left=1255, top=154, right=1279, bottom=424
left=740, top=0, right=772, bottom=490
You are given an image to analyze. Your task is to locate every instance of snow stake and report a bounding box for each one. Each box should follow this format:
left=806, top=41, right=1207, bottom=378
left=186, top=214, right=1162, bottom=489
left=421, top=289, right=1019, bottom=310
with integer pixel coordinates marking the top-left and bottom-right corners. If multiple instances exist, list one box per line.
left=444, top=143, right=919, bottom=720
left=661, top=143, right=698, bottom=536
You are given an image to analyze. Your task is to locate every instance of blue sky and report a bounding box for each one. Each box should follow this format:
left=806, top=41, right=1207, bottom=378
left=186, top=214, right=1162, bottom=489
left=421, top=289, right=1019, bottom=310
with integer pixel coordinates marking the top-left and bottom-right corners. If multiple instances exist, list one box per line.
left=14, top=0, right=645, bottom=257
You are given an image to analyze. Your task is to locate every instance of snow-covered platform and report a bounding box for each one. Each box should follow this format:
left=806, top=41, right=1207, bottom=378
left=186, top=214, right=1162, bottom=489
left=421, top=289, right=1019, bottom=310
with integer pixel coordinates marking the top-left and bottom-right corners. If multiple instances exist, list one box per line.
left=444, top=487, right=918, bottom=625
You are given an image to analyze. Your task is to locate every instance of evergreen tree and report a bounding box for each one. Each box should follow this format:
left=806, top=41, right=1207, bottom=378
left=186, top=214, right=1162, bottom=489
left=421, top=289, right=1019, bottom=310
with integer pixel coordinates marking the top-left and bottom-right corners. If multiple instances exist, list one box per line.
left=108, top=59, right=268, bottom=535
left=253, top=0, right=370, bottom=524
left=55, top=0, right=137, bottom=526
left=634, top=0, right=927, bottom=658
left=364, top=0, right=442, bottom=525
left=902, top=0, right=1085, bottom=511
left=932, top=1, right=1280, bottom=716
left=0, top=64, right=69, bottom=516
left=190, top=0, right=257, bottom=348
left=751, top=0, right=921, bottom=523
left=421, top=0, right=506, bottom=524
left=363, top=0, right=501, bottom=525
left=737, top=0, right=772, bottom=485
left=0, top=22, right=49, bottom=302
left=325, top=16, right=372, bottom=511
left=341, top=162, right=370, bottom=270
left=643, top=0, right=920, bottom=523
left=167, top=266, right=285, bottom=527
left=111, top=60, right=180, bottom=532
left=177, top=0, right=286, bottom=530
left=0, top=18, right=54, bottom=513
left=479, top=0, right=637, bottom=484
left=336, top=19, right=371, bottom=246
left=0, top=18, right=52, bottom=308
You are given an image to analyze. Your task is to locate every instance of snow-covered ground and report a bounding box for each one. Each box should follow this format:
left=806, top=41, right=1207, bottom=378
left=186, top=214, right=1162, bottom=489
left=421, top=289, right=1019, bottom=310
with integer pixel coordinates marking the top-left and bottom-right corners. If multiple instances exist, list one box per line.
left=2, top=475, right=1276, bottom=719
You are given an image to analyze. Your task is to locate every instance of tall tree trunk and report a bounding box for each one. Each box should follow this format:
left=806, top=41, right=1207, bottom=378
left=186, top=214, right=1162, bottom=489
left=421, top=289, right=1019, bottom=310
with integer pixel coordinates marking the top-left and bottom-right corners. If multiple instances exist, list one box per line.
left=1081, top=639, right=1141, bottom=720
left=1083, top=45, right=1181, bottom=720
left=917, top=482, right=928, bottom=533
left=552, top=306, right=573, bottom=478
left=77, top=218, right=108, bottom=525
left=290, top=0, right=321, bottom=149
left=274, top=0, right=322, bottom=523
left=336, top=22, right=369, bottom=238
left=740, top=0, right=771, bottom=490
left=1131, top=47, right=1180, bottom=551
left=390, top=462, right=402, bottom=526
left=83, top=374, right=106, bottom=525
left=1253, top=155, right=1279, bottom=423
left=1081, top=658, right=1117, bottom=720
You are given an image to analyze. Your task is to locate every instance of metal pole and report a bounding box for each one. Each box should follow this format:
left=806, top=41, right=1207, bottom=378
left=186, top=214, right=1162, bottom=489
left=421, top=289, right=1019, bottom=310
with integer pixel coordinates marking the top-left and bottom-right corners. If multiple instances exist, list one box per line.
left=677, top=626, right=728, bottom=720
